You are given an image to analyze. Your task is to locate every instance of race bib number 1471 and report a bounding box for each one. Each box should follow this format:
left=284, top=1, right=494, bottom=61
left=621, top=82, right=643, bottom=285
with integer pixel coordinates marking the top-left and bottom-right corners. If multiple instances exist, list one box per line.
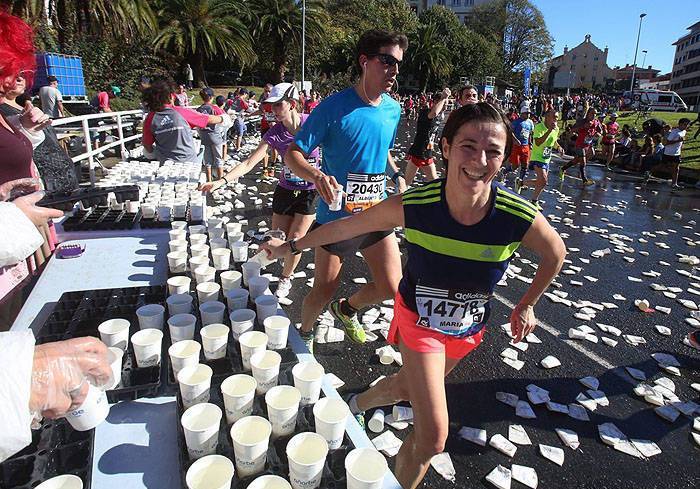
left=415, top=285, right=488, bottom=336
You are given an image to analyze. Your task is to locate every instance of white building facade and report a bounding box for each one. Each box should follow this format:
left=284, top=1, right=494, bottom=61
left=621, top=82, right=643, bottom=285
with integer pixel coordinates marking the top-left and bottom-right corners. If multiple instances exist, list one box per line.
left=670, top=21, right=700, bottom=110
left=407, top=0, right=490, bottom=23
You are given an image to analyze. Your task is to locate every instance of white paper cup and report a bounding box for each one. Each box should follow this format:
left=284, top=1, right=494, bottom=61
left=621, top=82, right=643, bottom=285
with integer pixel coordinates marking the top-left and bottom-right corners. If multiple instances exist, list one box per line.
left=226, top=289, right=250, bottom=313
left=207, top=217, right=223, bottom=230
left=191, top=244, right=210, bottom=259
left=158, top=205, right=172, bottom=221
left=249, top=276, right=270, bottom=300
left=209, top=228, right=226, bottom=241
left=201, top=323, right=230, bottom=359
left=226, top=222, right=242, bottom=236
left=200, top=300, right=226, bottom=326
left=169, top=340, right=201, bottom=377
left=209, top=238, right=228, bottom=251
left=190, top=234, right=208, bottom=247
left=131, top=328, right=163, bottom=367
left=250, top=350, right=282, bottom=395
left=228, top=232, right=245, bottom=244
left=168, top=276, right=192, bottom=296
left=239, top=331, right=268, bottom=371
left=169, top=239, right=188, bottom=253
left=313, top=398, right=349, bottom=450
left=98, top=318, right=130, bottom=351
left=167, top=251, right=189, bottom=273
left=212, top=248, right=231, bottom=271
left=190, top=205, right=204, bottom=221
left=286, top=432, right=329, bottom=489
left=229, top=308, right=256, bottom=340
left=231, top=241, right=249, bottom=263
left=367, top=409, right=385, bottom=433
left=196, top=281, right=221, bottom=304
left=65, top=383, right=109, bottom=431
left=168, top=313, right=197, bottom=343
left=265, top=385, right=301, bottom=439
left=292, top=362, right=325, bottom=406
left=345, top=448, right=388, bottom=489
left=169, top=229, right=187, bottom=242
left=181, top=403, right=222, bottom=460
left=172, top=221, right=188, bottom=232
left=221, top=270, right=243, bottom=293
left=189, top=255, right=210, bottom=273
left=255, top=295, right=278, bottom=323
left=167, top=293, right=194, bottom=316
left=178, top=363, right=214, bottom=409
left=107, top=347, right=123, bottom=390
left=185, top=454, right=234, bottom=489
left=190, top=224, right=206, bottom=235
left=242, top=261, right=261, bottom=286
left=142, top=203, right=156, bottom=218
left=263, top=316, right=290, bottom=350
left=194, top=265, right=217, bottom=285
left=247, top=475, right=292, bottom=489
left=230, top=416, right=272, bottom=478
left=126, top=200, right=140, bottom=213
left=392, top=405, right=413, bottom=422
left=136, top=304, right=165, bottom=330
left=221, top=374, right=257, bottom=424
left=35, top=474, right=84, bottom=489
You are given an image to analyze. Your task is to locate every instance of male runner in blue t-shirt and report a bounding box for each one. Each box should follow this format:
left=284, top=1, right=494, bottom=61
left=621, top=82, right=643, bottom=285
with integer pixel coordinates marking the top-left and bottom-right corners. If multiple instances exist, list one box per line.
left=283, top=30, right=408, bottom=351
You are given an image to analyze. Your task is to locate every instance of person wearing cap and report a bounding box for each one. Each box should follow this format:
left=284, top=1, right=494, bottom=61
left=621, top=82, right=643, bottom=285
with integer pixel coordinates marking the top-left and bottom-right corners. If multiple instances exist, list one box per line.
left=508, top=103, right=534, bottom=175
left=38, top=76, right=63, bottom=119
left=252, top=83, right=279, bottom=177
left=90, top=86, right=119, bottom=113
left=196, top=87, right=228, bottom=181
left=601, top=112, right=619, bottom=169
left=200, top=82, right=320, bottom=299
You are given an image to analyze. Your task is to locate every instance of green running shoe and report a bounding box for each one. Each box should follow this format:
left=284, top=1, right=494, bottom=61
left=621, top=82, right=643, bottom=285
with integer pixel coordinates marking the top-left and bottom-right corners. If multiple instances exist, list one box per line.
left=299, top=329, right=314, bottom=354
left=329, top=299, right=366, bottom=344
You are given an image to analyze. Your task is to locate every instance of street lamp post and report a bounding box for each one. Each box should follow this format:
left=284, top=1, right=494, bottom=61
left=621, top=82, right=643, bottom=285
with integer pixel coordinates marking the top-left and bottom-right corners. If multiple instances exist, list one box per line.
left=301, top=0, right=306, bottom=92
left=629, top=13, right=647, bottom=98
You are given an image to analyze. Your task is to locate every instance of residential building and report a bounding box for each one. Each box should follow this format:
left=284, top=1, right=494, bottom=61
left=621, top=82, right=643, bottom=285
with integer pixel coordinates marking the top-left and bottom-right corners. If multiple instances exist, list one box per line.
left=612, top=64, right=660, bottom=82
left=639, top=73, right=672, bottom=91
left=407, top=0, right=489, bottom=23
left=670, top=21, right=700, bottom=109
left=546, top=35, right=614, bottom=91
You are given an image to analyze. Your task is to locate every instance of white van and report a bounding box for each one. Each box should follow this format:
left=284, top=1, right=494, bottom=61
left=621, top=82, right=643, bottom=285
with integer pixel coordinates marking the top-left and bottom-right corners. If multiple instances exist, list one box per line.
left=623, top=89, right=688, bottom=112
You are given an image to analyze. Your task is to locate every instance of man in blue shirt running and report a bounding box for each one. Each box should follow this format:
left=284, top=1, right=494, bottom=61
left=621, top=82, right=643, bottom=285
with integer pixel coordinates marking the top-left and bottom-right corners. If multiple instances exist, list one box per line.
left=283, top=30, right=408, bottom=351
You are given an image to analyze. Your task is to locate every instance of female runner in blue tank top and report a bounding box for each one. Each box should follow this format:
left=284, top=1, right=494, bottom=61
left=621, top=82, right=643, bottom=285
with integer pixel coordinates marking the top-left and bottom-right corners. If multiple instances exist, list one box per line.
left=263, top=103, right=566, bottom=489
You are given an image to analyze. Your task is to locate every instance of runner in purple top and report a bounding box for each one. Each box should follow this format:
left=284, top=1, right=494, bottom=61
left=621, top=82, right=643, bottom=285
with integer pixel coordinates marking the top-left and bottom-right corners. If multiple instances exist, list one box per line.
left=200, top=83, right=318, bottom=298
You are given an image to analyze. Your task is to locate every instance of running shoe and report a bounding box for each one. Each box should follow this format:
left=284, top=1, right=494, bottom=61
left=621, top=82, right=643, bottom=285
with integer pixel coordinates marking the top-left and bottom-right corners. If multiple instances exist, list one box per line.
left=687, top=330, right=700, bottom=351
left=329, top=299, right=366, bottom=344
left=299, top=329, right=314, bottom=354
left=671, top=183, right=683, bottom=191
left=276, top=276, right=293, bottom=298
left=514, top=178, right=522, bottom=194
left=583, top=179, right=595, bottom=186
left=343, top=393, right=366, bottom=431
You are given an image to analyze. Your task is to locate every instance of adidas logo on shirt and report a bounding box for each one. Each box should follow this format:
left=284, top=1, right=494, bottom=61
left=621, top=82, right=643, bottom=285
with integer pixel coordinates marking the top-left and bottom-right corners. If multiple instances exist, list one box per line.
left=480, top=248, right=495, bottom=259
left=160, top=115, right=172, bottom=125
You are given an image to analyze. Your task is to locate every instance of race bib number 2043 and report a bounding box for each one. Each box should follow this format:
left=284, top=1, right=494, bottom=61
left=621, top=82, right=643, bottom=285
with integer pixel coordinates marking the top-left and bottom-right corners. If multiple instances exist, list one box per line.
left=415, top=285, right=489, bottom=336
left=344, top=172, right=385, bottom=214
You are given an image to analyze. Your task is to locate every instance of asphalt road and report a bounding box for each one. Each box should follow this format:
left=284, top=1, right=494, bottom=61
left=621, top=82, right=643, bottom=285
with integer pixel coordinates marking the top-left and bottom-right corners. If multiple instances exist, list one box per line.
left=218, top=116, right=700, bottom=489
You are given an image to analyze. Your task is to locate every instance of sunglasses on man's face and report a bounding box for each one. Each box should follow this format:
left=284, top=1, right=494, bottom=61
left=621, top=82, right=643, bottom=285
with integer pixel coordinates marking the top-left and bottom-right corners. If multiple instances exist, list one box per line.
left=369, top=53, right=401, bottom=68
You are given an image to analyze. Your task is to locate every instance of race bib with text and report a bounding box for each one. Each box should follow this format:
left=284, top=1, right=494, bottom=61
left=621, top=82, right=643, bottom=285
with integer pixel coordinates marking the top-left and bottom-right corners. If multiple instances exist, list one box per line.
left=344, top=172, right=385, bottom=214
left=415, top=285, right=488, bottom=336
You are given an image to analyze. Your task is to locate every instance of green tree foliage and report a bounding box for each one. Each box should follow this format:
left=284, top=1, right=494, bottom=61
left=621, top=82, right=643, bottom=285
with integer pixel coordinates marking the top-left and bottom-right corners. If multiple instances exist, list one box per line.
left=408, top=22, right=451, bottom=92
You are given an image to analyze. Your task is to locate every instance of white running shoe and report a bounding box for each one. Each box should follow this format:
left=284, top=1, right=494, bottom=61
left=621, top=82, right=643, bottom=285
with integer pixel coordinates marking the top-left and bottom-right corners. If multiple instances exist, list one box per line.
left=276, top=276, right=293, bottom=298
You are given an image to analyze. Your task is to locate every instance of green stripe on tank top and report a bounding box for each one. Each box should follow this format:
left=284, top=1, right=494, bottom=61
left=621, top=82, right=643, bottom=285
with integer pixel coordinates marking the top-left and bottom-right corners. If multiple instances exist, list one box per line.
left=402, top=196, right=442, bottom=205
left=496, top=189, right=537, bottom=212
left=494, top=203, right=535, bottom=223
left=495, top=193, right=536, bottom=219
left=403, top=182, right=442, bottom=200
left=405, top=227, right=521, bottom=262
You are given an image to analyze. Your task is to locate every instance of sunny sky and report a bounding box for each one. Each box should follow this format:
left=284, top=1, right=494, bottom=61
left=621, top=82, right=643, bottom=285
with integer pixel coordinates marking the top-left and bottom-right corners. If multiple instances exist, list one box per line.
left=531, top=0, right=699, bottom=74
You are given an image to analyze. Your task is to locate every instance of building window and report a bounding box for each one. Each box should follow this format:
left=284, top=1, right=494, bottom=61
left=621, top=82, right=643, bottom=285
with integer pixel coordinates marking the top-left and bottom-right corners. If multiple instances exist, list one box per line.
left=452, top=0, right=460, bottom=5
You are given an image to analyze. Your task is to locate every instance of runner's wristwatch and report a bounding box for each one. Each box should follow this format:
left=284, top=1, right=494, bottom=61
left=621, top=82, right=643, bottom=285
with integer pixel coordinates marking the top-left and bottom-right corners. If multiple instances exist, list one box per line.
left=288, top=239, right=302, bottom=255
left=391, top=171, right=405, bottom=183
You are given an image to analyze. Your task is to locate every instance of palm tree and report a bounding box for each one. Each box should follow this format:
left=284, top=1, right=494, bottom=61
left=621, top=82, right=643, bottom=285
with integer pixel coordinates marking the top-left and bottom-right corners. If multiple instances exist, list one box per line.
left=250, top=0, right=327, bottom=83
left=408, top=22, right=451, bottom=92
left=153, top=0, right=256, bottom=86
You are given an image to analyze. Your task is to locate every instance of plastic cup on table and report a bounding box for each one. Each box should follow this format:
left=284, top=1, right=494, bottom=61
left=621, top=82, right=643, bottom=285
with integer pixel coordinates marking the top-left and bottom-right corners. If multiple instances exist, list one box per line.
left=106, top=347, right=123, bottom=390
left=229, top=308, right=255, bottom=340
left=185, top=454, right=234, bottom=489
left=209, top=227, right=226, bottom=241
left=207, top=217, right=223, bottom=230
left=250, top=350, right=281, bottom=395
left=263, top=316, right=290, bottom=350
left=196, top=281, right=220, bottom=304
left=286, top=432, right=329, bottom=489
left=313, top=397, right=350, bottom=450
left=247, top=475, right=292, bottom=489
left=248, top=276, right=270, bottom=300
left=228, top=232, right=245, bottom=244
left=158, top=205, right=172, bottom=222
left=190, top=204, right=204, bottom=222
left=226, top=222, right=242, bottom=236
left=173, top=202, right=188, bottom=219
left=169, top=239, right=187, bottom=253
left=169, top=229, right=186, bottom=242
left=131, top=328, right=163, bottom=367
left=367, top=409, right=385, bottom=433
left=212, top=248, right=231, bottom=271
left=167, top=251, right=188, bottom=273
left=194, top=265, right=216, bottom=285
left=169, top=340, right=201, bottom=377
left=181, top=402, right=222, bottom=460
left=98, top=318, right=130, bottom=351
left=239, top=331, right=268, bottom=371
left=210, top=238, right=228, bottom=251
left=221, top=374, right=257, bottom=424
left=265, top=385, right=301, bottom=439
left=226, top=289, right=250, bottom=313
left=178, top=363, right=214, bottom=409
left=34, top=474, right=84, bottom=489
left=292, top=362, right=325, bottom=406
left=344, top=448, right=389, bottom=489
left=189, top=224, right=206, bottom=235
left=65, top=382, right=110, bottom=431
left=125, top=200, right=140, bottom=213
left=220, top=270, right=243, bottom=293
left=189, top=255, right=210, bottom=273
left=189, top=233, right=208, bottom=246
left=168, top=313, right=197, bottom=343
left=167, top=293, right=194, bottom=316
left=241, top=261, right=261, bottom=286
left=190, top=243, right=210, bottom=259
left=200, top=323, right=230, bottom=359
left=199, top=301, right=226, bottom=326
left=136, top=304, right=165, bottom=330
left=255, top=295, right=278, bottom=324
left=168, top=276, right=192, bottom=296
left=172, top=221, right=188, bottom=232
left=230, top=416, right=272, bottom=478
left=141, top=203, right=156, bottom=218
left=231, top=241, right=249, bottom=263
